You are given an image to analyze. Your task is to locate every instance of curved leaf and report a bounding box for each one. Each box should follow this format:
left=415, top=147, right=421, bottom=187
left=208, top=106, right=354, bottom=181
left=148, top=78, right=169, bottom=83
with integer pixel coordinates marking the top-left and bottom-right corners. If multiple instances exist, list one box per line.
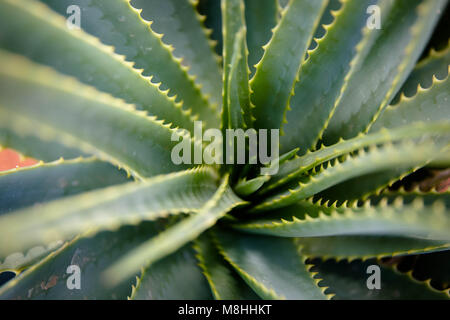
left=227, top=29, right=252, bottom=129
left=214, top=229, right=329, bottom=300
left=392, top=40, right=450, bottom=103
left=308, top=0, right=342, bottom=45
left=250, top=0, right=327, bottom=130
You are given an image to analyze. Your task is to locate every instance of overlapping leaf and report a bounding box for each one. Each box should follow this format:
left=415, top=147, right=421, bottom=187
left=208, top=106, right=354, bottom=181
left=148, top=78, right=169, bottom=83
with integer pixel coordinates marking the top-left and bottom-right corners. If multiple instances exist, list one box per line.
left=214, top=229, right=329, bottom=300
left=131, top=0, right=223, bottom=108
left=0, top=50, right=195, bottom=178
left=39, top=0, right=219, bottom=128
left=193, top=232, right=259, bottom=300
left=253, top=140, right=449, bottom=211
left=235, top=196, right=450, bottom=241
left=0, top=109, right=87, bottom=162
left=0, top=168, right=219, bottom=258
left=250, top=0, right=327, bottom=131
left=263, top=122, right=450, bottom=193
left=0, top=0, right=195, bottom=131
left=323, top=0, right=447, bottom=143
left=103, top=175, right=245, bottom=286
left=281, top=0, right=379, bottom=153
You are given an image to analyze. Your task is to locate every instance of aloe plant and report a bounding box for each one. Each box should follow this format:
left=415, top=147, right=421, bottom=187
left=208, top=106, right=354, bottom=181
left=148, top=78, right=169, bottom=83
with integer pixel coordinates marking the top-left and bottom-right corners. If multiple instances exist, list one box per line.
left=0, top=0, right=449, bottom=300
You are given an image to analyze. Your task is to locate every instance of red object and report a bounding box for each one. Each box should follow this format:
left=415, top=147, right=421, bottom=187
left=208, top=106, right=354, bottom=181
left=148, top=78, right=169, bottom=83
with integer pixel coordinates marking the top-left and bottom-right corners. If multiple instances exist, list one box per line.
left=0, top=148, right=38, bottom=171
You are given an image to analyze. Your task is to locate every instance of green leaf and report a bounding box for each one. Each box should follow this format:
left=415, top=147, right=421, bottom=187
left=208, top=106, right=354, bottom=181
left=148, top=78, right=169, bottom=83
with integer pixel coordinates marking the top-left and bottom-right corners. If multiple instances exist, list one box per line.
left=244, top=0, right=278, bottom=77
left=221, top=0, right=247, bottom=132
left=0, top=50, right=194, bottom=178
left=256, top=147, right=299, bottom=182
left=392, top=40, right=450, bottom=104
left=130, top=245, right=213, bottom=300
left=0, top=157, right=129, bottom=216
left=0, top=223, right=160, bottom=300
left=0, top=167, right=219, bottom=258
left=323, top=0, right=447, bottom=144
left=234, top=175, right=270, bottom=197
left=310, top=258, right=449, bottom=299
left=280, top=0, right=378, bottom=153
left=250, top=0, right=327, bottom=131
left=227, top=29, right=252, bottom=129
left=0, top=0, right=195, bottom=131
left=0, top=108, right=87, bottom=162
left=316, top=153, right=450, bottom=206
left=264, top=122, right=450, bottom=193
left=103, top=175, right=245, bottom=287
left=252, top=139, right=449, bottom=212
left=130, top=0, right=223, bottom=108
left=316, top=168, right=419, bottom=204
left=308, top=0, right=342, bottom=43
left=267, top=147, right=299, bottom=167
left=297, top=236, right=449, bottom=261
left=371, top=70, right=450, bottom=131
left=235, top=197, right=450, bottom=241
left=221, top=1, right=252, bottom=176
left=193, top=232, right=259, bottom=300
left=214, top=229, right=328, bottom=300
left=40, top=0, right=219, bottom=128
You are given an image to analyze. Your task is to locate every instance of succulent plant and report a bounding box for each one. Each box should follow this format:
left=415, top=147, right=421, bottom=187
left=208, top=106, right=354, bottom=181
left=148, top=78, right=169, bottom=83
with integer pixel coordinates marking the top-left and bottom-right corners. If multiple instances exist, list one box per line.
left=0, top=0, right=449, bottom=300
